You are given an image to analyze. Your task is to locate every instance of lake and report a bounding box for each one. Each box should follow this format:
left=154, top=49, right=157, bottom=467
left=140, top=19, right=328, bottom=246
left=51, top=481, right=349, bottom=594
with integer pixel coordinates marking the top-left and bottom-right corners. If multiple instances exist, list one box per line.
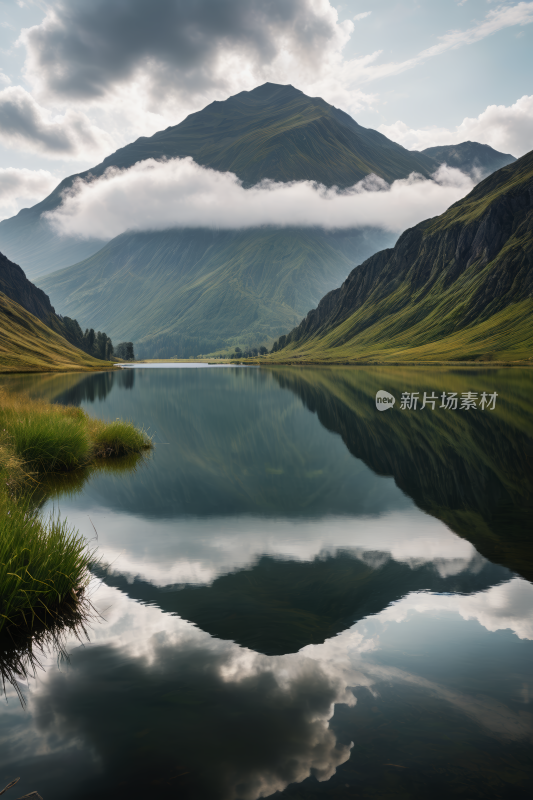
left=1, top=365, right=532, bottom=799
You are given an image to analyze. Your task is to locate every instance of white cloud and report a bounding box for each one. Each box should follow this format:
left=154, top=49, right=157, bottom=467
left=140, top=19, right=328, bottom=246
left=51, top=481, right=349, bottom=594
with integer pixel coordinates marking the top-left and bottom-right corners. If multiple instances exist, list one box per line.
left=18, top=0, right=373, bottom=124
left=351, top=2, right=533, bottom=83
left=379, top=95, right=533, bottom=157
left=353, top=11, right=371, bottom=22
left=0, top=166, right=56, bottom=220
left=45, top=156, right=475, bottom=240
left=14, top=0, right=533, bottom=150
left=14, top=580, right=355, bottom=800
left=419, top=2, right=533, bottom=59
left=0, top=85, right=115, bottom=159
left=375, top=578, right=533, bottom=641
left=69, top=508, right=480, bottom=588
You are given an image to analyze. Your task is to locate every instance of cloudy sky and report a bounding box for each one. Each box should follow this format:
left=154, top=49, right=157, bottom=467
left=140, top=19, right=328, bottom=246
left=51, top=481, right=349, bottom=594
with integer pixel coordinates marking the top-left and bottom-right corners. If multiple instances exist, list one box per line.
left=1, top=0, right=532, bottom=221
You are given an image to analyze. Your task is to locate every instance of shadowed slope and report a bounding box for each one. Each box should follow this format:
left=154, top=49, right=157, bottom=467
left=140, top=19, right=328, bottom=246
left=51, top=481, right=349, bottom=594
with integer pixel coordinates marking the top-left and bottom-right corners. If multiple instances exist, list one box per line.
left=41, top=227, right=393, bottom=357
left=0, top=251, right=58, bottom=324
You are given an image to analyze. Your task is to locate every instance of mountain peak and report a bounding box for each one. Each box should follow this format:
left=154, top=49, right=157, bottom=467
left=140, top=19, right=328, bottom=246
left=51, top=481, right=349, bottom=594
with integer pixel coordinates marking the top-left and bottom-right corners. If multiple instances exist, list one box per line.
left=226, top=82, right=305, bottom=108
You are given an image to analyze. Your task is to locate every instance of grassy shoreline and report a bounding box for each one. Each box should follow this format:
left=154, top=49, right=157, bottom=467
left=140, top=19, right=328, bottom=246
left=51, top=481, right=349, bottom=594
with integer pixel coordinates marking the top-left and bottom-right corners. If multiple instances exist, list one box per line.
left=0, top=388, right=152, bottom=635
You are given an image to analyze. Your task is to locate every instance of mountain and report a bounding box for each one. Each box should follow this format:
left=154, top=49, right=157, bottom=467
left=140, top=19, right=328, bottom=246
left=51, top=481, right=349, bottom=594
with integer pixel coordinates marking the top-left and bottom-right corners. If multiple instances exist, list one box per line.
left=0, top=83, right=436, bottom=280
left=40, top=227, right=393, bottom=358
left=269, top=150, right=533, bottom=362
left=422, top=141, right=515, bottom=178
left=0, top=292, right=112, bottom=373
left=1, top=84, right=519, bottom=357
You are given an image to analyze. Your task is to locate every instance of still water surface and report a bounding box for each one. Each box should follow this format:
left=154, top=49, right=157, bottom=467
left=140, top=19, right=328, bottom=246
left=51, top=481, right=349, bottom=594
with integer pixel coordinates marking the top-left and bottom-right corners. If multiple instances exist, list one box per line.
left=1, top=365, right=532, bottom=799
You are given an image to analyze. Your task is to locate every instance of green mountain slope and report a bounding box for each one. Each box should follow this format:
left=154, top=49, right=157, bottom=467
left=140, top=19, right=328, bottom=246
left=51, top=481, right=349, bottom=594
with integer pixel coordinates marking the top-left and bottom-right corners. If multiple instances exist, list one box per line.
left=0, top=83, right=435, bottom=280
left=269, top=150, right=533, bottom=362
left=0, top=292, right=113, bottom=373
left=421, top=141, right=515, bottom=178
left=40, top=227, right=393, bottom=358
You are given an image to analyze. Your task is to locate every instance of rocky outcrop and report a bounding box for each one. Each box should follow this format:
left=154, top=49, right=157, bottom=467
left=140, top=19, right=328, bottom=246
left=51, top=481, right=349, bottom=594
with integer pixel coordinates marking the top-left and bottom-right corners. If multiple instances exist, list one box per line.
left=0, top=251, right=57, bottom=324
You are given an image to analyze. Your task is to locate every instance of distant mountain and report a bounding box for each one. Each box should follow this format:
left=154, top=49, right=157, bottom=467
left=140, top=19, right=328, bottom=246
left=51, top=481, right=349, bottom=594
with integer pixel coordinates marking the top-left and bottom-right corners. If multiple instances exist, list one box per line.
left=0, top=83, right=436, bottom=280
left=0, top=291, right=111, bottom=373
left=270, top=150, right=533, bottom=362
left=40, top=227, right=393, bottom=358
left=422, top=141, right=516, bottom=178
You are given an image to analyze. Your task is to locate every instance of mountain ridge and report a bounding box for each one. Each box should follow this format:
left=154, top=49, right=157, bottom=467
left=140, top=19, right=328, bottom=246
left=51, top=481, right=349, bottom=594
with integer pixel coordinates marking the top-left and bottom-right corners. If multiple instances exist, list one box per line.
left=0, top=249, right=116, bottom=363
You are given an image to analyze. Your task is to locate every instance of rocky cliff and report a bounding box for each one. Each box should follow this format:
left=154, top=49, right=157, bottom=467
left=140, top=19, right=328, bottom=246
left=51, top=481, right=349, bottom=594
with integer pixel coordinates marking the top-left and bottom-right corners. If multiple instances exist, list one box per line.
left=0, top=250, right=57, bottom=324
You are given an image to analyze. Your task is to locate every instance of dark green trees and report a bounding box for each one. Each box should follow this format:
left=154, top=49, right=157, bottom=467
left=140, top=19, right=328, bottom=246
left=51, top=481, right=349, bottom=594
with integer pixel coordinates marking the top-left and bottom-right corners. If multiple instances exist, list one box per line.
left=59, top=319, right=114, bottom=361
left=115, top=342, right=135, bottom=361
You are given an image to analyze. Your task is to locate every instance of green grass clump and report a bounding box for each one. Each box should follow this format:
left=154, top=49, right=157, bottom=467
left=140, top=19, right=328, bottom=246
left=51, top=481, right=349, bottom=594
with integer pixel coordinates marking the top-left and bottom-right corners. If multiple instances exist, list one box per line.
left=4, top=412, right=91, bottom=472
left=0, top=388, right=152, bottom=636
left=0, top=389, right=152, bottom=471
left=0, top=487, right=92, bottom=634
left=89, top=420, right=151, bottom=458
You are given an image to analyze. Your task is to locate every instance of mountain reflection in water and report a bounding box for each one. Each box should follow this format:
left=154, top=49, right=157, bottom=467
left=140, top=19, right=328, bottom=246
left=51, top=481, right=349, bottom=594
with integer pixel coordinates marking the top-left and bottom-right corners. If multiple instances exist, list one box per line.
left=0, top=365, right=531, bottom=800
left=272, top=367, right=533, bottom=582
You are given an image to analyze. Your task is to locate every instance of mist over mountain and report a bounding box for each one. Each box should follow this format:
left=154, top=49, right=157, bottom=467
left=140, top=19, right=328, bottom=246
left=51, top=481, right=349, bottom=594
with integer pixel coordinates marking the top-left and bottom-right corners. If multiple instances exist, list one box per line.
left=270, top=151, right=533, bottom=362
left=0, top=83, right=510, bottom=281
left=0, top=83, right=436, bottom=280
left=1, top=83, right=520, bottom=358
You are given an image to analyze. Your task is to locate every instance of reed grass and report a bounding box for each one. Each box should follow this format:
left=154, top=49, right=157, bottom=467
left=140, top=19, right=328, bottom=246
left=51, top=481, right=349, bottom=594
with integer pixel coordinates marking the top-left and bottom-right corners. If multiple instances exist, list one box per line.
left=0, top=587, right=94, bottom=704
left=0, top=388, right=152, bottom=635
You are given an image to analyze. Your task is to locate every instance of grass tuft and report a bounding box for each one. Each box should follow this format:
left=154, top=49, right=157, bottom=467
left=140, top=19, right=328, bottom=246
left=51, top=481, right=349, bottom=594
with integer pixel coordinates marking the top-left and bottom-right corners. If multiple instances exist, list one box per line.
left=0, top=487, right=93, bottom=633
left=0, top=388, right=152, bottom=637
left=90, top=419, right=151, bottom=458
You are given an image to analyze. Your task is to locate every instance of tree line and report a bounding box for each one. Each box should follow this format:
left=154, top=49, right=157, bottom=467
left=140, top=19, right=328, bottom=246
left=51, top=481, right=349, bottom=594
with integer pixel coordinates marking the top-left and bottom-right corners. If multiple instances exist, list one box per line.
left=59, top=316, right=135, bottom=361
